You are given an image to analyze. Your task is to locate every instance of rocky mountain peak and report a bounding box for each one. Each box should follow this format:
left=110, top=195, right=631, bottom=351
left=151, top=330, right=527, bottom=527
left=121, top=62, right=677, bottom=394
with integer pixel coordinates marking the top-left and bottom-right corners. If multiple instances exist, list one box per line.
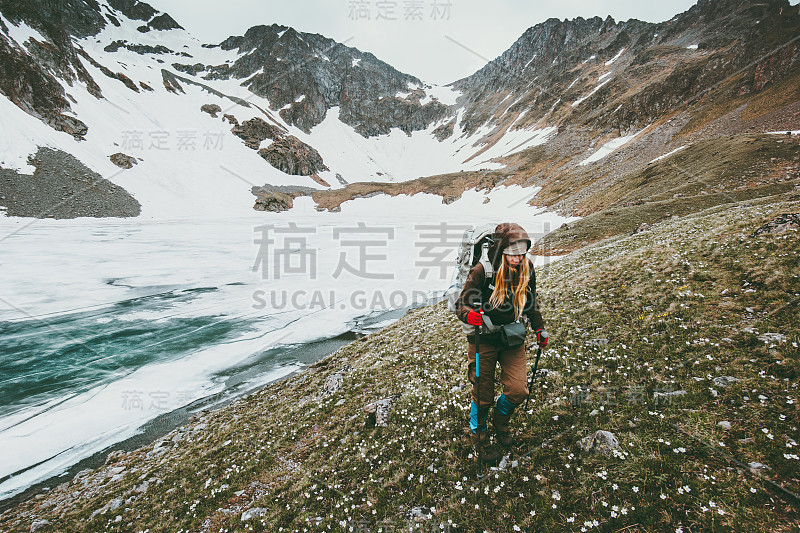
left=219, top=24, right=289, bottom=53
left=0, top=0, right=106, bottom=40
left=452, top=0, right=799, bottom=138
left=181, top=24, right=450, bottom=136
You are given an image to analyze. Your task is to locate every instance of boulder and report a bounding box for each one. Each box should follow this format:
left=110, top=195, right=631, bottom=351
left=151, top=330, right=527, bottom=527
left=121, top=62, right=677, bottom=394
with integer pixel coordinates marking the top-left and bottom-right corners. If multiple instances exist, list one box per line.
left=577, top=430, right=620, bottom=454
left=108, top=498, right=123, bottom=511
left=322, top=373, right=343, bottom=396
left=253, top=190, right=293, bottom=212
left=50, top=114, right=88, bottom=139
left=712, top=376, right=739, bottom=388
left=751, top=213, right=800, bottom=236
left=200, top=104, right=222, bottom=117
left=653, top=389, right=687, bottom=399
left=258, top=136, right=329, bottom=176
left=231, top=117, right=283, bottom=149
left=241, top=508, right=268, bottom=521
left=364, top=394, right=401, bottom=427
left=109, top=152, right=137, bottom=169
left=757, top=332, right=787, bottom=343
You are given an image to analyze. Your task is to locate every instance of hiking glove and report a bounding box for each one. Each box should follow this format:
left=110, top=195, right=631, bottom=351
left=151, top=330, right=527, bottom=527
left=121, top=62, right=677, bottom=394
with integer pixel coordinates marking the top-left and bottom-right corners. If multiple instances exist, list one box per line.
left=466, top=309, right=483, bottom=326
left=535, top=328, right=549, bottom=347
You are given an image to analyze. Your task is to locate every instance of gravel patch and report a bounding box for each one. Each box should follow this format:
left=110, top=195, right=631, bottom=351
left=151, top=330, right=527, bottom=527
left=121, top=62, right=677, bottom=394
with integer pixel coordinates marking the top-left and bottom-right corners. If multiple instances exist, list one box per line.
left=0, top=147, right=140, bottom=219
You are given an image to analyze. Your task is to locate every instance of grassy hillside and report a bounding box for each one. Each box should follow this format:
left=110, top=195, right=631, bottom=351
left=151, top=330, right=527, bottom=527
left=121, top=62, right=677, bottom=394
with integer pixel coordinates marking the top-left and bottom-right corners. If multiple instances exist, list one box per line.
left=1, top=195, right=798, bottom=532
left=533, top=133, right=800, bottom=254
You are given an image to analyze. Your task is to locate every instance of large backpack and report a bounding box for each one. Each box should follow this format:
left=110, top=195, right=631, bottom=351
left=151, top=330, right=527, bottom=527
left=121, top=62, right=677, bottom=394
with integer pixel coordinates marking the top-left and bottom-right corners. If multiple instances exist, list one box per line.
left=445, top=223, right=497, bottom=314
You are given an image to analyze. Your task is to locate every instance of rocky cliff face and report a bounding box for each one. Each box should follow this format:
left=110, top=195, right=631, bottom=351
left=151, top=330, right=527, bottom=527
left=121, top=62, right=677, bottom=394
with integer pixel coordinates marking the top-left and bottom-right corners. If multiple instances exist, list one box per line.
left=440, top=0, right=800, bottom=219
left=454, top=0, right=800, bottom=137
left=0, top=0, right=181, bottom=139
left=0, top=0, right=109, bottom=139
left=230, top=116, right=329, bottom=175
left=176, top=24, right=451, bottom=136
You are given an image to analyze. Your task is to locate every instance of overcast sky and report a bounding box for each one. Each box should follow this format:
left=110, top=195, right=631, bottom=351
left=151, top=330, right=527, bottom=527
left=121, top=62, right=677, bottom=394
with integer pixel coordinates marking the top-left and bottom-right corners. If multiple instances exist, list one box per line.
left=151, top=0, right=704, bottom=84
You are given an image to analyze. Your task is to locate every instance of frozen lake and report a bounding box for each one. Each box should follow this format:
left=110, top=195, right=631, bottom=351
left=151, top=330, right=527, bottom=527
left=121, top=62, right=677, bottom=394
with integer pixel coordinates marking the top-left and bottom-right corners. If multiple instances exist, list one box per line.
left=0, top=188, right=574, bottom=500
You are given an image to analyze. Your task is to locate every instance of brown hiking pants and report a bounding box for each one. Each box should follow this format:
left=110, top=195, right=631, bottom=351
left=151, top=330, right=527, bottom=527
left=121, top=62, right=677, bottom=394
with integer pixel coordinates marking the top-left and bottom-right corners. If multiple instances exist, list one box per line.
left=467, top=339, right=528, bottom=408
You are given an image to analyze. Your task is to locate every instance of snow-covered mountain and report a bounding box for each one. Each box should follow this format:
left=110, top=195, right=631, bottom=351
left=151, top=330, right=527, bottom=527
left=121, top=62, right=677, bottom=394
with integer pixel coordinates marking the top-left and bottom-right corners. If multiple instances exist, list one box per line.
left=450, top=0, right=800, bottom=213
left=0, top=0, right=500, bottom=219
left=1, top=0, right=798, bottom=219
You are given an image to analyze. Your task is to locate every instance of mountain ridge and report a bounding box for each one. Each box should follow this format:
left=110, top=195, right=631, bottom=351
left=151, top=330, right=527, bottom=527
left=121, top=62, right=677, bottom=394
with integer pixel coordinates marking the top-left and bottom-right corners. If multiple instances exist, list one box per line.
left=0, top=0, right=797, bottom=220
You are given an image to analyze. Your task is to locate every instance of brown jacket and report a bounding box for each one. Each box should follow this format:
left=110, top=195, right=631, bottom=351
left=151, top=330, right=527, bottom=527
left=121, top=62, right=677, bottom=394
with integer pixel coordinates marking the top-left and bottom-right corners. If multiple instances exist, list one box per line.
left=455, top=222, right=544, bottom=338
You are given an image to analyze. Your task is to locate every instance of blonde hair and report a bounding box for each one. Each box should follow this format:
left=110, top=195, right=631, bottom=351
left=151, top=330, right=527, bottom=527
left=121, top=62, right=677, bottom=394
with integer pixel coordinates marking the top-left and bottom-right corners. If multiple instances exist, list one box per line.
left=488, top=255, right=530, bottom=318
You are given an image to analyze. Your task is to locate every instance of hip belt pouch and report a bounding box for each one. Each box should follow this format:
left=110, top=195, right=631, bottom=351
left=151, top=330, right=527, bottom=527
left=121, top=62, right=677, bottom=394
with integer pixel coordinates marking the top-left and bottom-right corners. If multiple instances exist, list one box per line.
left=499, top=321, right=526, bottom=348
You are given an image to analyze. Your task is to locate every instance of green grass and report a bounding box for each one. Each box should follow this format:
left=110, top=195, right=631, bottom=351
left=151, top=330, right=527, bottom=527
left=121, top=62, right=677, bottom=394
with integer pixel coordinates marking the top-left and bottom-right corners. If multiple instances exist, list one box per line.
left=2, top=197, right=798, bottom=533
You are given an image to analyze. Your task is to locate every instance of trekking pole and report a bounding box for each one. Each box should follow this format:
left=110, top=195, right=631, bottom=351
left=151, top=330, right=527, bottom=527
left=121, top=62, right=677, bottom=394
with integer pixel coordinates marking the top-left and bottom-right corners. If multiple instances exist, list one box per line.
left=474, top=309, right=482, bottom=465
left=524, top=345, right=543, bottom=411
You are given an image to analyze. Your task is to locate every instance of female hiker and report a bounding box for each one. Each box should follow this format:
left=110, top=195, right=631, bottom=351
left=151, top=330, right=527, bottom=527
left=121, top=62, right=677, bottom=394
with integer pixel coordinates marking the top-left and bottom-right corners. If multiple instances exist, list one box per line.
left=455, top=222, right=549, bottom=462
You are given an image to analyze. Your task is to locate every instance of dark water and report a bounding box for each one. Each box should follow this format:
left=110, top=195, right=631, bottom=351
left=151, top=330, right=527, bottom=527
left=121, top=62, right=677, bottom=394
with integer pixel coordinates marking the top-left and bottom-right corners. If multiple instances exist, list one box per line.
left=0, top=286, right=250, bottom=419
left=0, top=302, right=414, bottom=513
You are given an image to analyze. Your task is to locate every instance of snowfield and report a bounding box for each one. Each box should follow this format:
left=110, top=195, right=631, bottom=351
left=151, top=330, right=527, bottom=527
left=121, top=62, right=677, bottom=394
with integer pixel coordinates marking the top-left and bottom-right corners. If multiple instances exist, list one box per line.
left=1, top=6, right=569, bottom=219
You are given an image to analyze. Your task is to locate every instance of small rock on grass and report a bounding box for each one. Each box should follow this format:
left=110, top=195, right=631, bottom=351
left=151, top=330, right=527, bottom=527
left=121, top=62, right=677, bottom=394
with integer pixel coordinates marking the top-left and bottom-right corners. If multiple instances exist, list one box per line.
left=241, top=508, right=268, bottom=521
left=30, top=519, right=51, bottom=532
left=577, top=430, right=620, bottom=454
left=364, top=394, right=401, bottom=427
left=757, top=332, right=786, bottom=343
left=713, top=376, right=739, bottom=388
left=532, top=368, right=558, bottom=379
left=407, top=506, right=433, bottom=520
left=322, top=373, right=343, bottom=396
left=653, top=389, right=687, bottom=398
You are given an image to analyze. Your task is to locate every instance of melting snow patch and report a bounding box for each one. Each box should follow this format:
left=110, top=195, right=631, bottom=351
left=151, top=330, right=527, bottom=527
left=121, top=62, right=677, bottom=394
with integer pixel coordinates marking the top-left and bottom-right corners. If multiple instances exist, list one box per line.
left=579, top=132, right=639, bottom=166
left=598, top=71, right=613, bottom=82
left=567, top=76, right=581, bottom=89
left=605, top=48, right=625, bottom=66
left=649, top=145, right=688, bottom=164
left=572, top=79, right=610, bottom=107
left=473, top=126, right=557, bottom=163
left=686, top=44, right=699, bottom=50
left=352, top=58, right=361, bottom=67
left=524, top=54, right=537, bottom=69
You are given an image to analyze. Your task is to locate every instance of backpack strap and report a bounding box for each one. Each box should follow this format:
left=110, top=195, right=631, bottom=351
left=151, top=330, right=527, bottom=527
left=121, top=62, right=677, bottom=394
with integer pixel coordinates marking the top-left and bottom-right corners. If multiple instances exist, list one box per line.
left=477, top=240, right=495, bottom=310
